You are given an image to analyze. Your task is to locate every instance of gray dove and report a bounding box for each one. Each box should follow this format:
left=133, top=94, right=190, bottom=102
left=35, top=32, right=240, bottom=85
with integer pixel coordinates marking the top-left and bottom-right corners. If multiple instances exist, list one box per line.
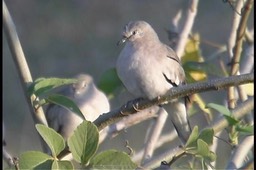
left=116, top=20, right=191, bottom=144
left=45, top=73, right=110, bottom=140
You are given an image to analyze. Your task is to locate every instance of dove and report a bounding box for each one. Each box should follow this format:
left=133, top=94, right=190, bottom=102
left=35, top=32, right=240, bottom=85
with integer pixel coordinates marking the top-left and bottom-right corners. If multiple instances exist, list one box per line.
left=116, top=21, right=191, bottom=144
left=45, top=73, right=110, bottom=140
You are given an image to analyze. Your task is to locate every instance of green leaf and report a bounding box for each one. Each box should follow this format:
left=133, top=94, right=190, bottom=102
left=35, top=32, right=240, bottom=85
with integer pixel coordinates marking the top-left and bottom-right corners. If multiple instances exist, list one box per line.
left=205, top=103, right=239, bottom=125
left=223, top=115, right=240, bottom=126
left=89, top=150, right=137, bottom=170
left=236, top=124, right=254, bottom=135
left=198, top=128, right=214, bottom=145
left=207, top=151, right=217, bottom=162
left=46, top=94, right=85, bottom=120
left=205, top=103, right=231, bottom=116
left=35, top=124, right=65, bottom=158
left=98, top=68, right=123, bottom=97
left=185, top=126, right=199, bottom=148
left=197, top=139, right=210, bottom=157
left=19, top=151, right=53, bottom=169
left=28, top=77, right=77, bottom=97
left=229, top=131, right=239, bottom=146
left=67, top=120, right=99, bottom=165
left=196, top=140, right=216, bottom=162
left=52, top=160, right=74, bottom=170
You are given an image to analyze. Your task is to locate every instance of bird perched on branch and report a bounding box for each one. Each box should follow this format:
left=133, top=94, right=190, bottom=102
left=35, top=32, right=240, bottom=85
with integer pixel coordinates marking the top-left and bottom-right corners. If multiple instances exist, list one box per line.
left=45, top=73, right=110, bottom=140
left=116, top=20, right=191, bottom=144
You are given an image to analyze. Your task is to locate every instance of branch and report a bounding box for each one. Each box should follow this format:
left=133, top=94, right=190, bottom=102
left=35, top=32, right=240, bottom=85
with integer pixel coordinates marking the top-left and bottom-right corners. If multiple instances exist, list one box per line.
left=3, top=122, right=15, bottom=168
left=227, top=0, right=254, bottom=123
left=240, top=43, right=254, bottom=75
left=132, top=130, right=177, bottom=163
left=231, top=0, right=254, bottom=76
left=175, top=0, right=199, bottom=58
left=226, top=135, right=254, bottom=169
left=167, top=9, right=182, bottom=48
left=3, top=146, right=15, bottom=167
left=237, top=39, right=254, bottom=124
left=238, top=157, right=254, bottom=169
left=244, top=27, right=254, bottom=44
left=207, top=131, right=222, bottom=170
left=227, top=0, right=244, bottom=59
left=141, top=108, right=168, bottom=166
left=3, top=0, right=48, bottom=151
left=227, top=0, right=254, bottom=109
left=94, top=73, right=253, bottom=131
left=99, top=106, right=159, bottom=143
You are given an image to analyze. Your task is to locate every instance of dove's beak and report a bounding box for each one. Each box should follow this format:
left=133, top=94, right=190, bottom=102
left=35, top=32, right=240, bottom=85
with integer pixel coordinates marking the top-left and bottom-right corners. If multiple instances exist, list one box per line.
left=117, top=36, right=128, bottom=46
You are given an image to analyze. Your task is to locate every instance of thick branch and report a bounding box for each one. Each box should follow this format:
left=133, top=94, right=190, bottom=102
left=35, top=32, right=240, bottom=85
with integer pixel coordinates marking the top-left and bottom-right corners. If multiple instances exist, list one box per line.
left=226, top=135, right=254, bottom=169
left=95, top=73, right=253, bottom=131
left=3, top=1, right=48, bottom=125
left=3, top=0, right=48, bottom=152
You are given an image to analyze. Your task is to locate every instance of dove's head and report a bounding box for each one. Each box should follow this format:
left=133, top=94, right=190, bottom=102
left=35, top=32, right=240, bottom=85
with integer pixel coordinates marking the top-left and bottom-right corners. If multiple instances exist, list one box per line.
left=117, top=20, right=159, bottom=45
left=71, top=74, right=94, bottom=97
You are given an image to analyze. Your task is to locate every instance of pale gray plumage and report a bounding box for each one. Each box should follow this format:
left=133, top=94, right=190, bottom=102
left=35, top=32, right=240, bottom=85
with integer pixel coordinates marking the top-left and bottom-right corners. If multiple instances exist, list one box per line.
left=45, top=74, right=110, bottom=140
left=116, top=21, right=191, bottom=144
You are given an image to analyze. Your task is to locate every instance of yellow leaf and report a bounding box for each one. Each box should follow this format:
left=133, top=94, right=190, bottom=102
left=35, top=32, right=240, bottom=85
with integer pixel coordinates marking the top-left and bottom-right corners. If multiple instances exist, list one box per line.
left=189, top=71, right=207, bottom=81
left=181, top=33, right=203, bottom=64
left=240, top=83, right=254, bottom=96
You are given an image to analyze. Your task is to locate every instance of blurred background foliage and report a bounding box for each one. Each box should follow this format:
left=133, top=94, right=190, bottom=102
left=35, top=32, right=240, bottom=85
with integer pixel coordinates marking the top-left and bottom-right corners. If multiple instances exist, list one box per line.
left=3, top=0, right=254, bottom=169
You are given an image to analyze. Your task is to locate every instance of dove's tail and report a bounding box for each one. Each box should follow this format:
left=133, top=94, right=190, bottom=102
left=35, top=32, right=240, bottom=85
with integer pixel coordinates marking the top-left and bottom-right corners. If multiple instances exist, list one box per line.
left=164, top=97, right=192, bottom=145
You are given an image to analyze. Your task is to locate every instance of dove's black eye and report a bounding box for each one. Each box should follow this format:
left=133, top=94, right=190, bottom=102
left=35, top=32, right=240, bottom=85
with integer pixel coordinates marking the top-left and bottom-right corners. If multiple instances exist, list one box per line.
left=132, top=30, right=137, bottom=35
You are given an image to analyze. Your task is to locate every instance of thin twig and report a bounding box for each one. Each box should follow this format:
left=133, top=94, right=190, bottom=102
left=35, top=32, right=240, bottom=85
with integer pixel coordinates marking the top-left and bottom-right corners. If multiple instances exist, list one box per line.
left=240, top=43, right=254, bottom=75
left=231, top=0, right=254, bottom=76
left=132, top=130, right=178, bottom=163
left=168, top=9, right=182, bottom=48
left=226, top=0, right=244, bottom=111
left=244, top=27, right=254, bottom=44
left=175, top=0, right=199, bottom=58
left=207, top=131, right=222, bottom=170
left=141, top=108, right=168, bottom=166
left=3, top=147, right=15, bottom=167
left=227, top=0, right=244, bottom=59
left=227, top=0, right=254, bottom=109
